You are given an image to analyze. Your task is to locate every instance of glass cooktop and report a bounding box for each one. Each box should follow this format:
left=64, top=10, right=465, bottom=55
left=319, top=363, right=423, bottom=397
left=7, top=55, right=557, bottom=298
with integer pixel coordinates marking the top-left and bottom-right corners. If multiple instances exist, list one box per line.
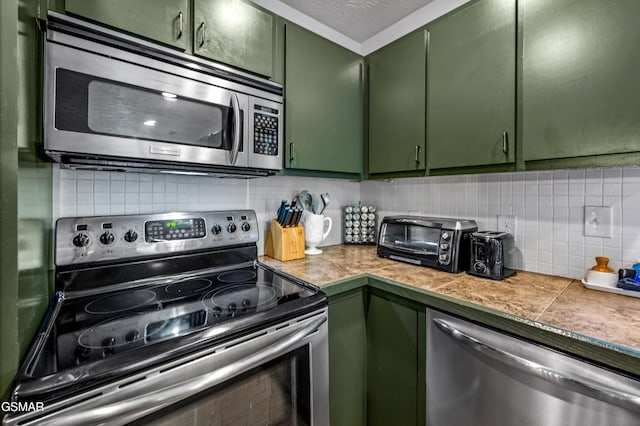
left=52, top=264, right=316, bottom=371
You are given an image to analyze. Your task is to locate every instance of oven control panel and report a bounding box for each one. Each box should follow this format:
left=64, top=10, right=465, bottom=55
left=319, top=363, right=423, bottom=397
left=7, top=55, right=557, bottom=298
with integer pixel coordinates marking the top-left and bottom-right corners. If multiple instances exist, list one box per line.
left=55, top=210, right=259, bottom=266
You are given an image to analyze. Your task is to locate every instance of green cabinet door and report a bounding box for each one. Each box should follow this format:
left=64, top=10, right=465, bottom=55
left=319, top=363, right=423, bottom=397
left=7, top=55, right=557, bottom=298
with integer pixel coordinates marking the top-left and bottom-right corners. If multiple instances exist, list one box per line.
left=328, top=289, right=367, bottom=426
left=194, top=0, right=275, bottom=78
left=427, top=0, right=516, bottom=169
left=66, top=0, right=190, bottom=51
left=285, top=23, right=363, bottom=175
left=522, top=0, right=640, bottom=161
left=366, top=292, right=419, bottom=426
left=368, top=29, right=426, bottom=174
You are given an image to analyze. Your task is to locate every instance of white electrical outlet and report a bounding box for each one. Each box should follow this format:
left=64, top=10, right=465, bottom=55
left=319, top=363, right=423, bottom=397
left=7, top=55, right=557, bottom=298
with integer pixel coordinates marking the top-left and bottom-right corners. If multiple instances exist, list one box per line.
left=584, top=206, right=612, bottom=238
left=497, top=215, right=517, bottom=239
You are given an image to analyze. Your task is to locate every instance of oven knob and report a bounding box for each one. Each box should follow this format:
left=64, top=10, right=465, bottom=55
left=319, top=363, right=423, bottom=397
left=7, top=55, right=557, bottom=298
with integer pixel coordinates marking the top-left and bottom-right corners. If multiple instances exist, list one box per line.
left=440, top=242, right=450, bottom=251
left=227, top=223, right=237, bottom=234
left=241, top=299, right=251, bottom=312
left=75, top=346, right=92, bottom=363
left=211, top=224, right=222, bottom=235
left=241, top=222, right=251, bottom=232
left=100, top=231, right=115, bottom=245
left=102, top=337, right=116, bottom=356
left=126, top=330, right=140, bottom=342
left=124, top=229, right=138, bottom=243
left=441, top=232, right=451, bottom=241
left=212, top=307, right=222, bottom=318
left=72, top=233, right=90, bottom=248
left=228, top=303, right=237, bottom=317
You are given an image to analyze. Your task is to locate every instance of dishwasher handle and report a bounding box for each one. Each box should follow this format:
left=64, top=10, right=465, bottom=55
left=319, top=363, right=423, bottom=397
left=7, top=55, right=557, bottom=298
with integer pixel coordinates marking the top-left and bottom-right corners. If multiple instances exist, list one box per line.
left=433, top=318, right=640, bottom=414
left=38, top=315, right=326, bottom=426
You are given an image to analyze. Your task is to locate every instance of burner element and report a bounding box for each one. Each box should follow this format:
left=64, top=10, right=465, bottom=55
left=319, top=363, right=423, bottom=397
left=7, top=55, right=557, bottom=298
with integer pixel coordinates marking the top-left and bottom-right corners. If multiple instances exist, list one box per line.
left=77, top=314, right=145, bottom=349
left=85, top=289, right=156, bottom=315
left=217, top=270, right=257, bottom=283
left=165, top=279, right=212, bottom=295
left=203, top=283, right=280, bottom=315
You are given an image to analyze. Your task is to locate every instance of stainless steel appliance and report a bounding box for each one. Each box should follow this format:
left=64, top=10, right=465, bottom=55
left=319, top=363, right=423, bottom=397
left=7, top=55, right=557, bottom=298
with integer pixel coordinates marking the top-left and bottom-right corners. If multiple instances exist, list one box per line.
left=377, top=216, right=478, bottom=273
left=427, top=308, right=640, bottom=425
left=4, top=210, right=328, bottom=425
left=44, top=12, right=283, bottom=177
left=468, top=230, right=516, bottom=280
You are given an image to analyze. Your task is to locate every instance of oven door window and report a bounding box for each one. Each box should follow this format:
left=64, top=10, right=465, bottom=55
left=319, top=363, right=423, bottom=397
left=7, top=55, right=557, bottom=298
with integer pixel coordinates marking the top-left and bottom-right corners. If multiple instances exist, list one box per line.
left=130, top=346, right=311, bottom=426
left=55, top=69, right=242, bottom=151
left=381, top=223, right=440, bottom=255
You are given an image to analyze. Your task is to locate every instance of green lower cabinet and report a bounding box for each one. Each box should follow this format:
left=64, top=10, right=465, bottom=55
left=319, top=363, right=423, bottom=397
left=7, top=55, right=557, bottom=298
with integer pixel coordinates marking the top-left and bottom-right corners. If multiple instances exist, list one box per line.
left=328, top=288, right=367, bottom=426
left=65, top=0, right=190, bottom=51
left=427, top=0, right=516, bottom=169
left=193, top=0, right=277, bottom=79
left=368, top=29, right=426, bottom=175
left=522, top=0, right=640, bottom=162
left=366, top=291, right=421, bottom=426
left=328, top=286, right=425, bottom=426
left=284, top=23, right=363, bottom=176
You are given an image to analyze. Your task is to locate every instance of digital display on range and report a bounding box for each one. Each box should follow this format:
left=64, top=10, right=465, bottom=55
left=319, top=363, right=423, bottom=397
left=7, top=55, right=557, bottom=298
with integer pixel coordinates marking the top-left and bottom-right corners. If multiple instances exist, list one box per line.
left=145, top=218, right=206, bottom=242
left=165, top=220, right=193, bottom=229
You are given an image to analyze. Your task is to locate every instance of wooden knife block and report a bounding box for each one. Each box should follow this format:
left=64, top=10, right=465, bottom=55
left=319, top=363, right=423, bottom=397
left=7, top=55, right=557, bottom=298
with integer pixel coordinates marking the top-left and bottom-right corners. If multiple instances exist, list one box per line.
left=265, top=219, right=305, bottom=261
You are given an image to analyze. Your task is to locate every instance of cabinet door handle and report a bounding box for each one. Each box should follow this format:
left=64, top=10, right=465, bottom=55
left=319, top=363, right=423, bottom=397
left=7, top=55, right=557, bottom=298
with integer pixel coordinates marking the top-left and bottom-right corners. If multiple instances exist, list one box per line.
left=177, top=12, right=183, bottom=40
left=290, top=143, right=295, bottom=162
left=415, top=145, right=421, bottom=163
left=502, top=132, right=508, bottom=154
left=198, top=22, right=206, bottom=48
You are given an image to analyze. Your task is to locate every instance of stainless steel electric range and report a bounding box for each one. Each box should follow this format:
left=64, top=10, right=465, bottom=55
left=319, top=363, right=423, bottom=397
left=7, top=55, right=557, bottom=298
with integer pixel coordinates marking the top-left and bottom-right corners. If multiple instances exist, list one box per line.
left=4, top=210, right=328, bottom=426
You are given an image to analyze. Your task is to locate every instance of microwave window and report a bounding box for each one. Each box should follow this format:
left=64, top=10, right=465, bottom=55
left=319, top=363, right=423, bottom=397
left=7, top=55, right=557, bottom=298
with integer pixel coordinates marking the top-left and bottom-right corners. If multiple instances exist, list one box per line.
left=55, top=69, right=242, bottom=151
left=381, top=223, right=440, bottom=254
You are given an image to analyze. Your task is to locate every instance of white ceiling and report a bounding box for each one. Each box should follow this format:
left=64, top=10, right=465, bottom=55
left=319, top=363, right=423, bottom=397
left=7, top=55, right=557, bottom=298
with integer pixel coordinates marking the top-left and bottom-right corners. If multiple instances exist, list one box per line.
left=253, top=0, right=471, bottom=55
left=279, top=0, right=434, bottom=43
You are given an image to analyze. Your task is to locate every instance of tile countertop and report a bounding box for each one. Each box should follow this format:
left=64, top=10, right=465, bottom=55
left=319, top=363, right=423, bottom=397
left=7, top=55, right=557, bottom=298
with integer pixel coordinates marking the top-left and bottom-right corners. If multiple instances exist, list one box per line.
left=261, top=245, right=640, bottom=375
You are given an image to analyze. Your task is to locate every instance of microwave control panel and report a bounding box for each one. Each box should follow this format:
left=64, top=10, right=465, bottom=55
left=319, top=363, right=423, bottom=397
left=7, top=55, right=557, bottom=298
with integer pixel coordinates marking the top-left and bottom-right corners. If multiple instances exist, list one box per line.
left=253, top=105, right=279, bottom=156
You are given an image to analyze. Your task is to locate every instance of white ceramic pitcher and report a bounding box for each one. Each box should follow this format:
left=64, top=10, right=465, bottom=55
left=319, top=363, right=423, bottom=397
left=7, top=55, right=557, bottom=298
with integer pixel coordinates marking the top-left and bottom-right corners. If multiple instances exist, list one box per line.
left=303, top=212, right=332, bottom=255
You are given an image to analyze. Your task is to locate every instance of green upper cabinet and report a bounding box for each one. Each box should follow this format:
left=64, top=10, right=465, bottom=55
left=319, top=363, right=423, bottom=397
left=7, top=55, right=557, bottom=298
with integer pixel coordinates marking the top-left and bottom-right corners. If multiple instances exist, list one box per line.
left=427, top=0, right=516, bottom=170
left=522, top=0, right=640, bottom=162
left=193, top=0, right=276, bottom=79
left=284, top=23, right=363, bottom=175
left=368, top=29, right=426, bottom=175
left=65, top=0, right=190, bottom=51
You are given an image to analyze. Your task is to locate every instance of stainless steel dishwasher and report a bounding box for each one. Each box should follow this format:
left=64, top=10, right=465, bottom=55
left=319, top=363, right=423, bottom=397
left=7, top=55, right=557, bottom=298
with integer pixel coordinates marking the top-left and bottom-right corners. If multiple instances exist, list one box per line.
left=426, top=308, right=640, bottom=426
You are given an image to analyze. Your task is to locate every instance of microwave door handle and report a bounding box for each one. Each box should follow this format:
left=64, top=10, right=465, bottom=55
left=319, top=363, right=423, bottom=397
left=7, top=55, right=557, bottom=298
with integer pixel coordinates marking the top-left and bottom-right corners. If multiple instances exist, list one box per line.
left=229, top=93, right=241, bottom=165
left=34, top=315, right=326, bottom=426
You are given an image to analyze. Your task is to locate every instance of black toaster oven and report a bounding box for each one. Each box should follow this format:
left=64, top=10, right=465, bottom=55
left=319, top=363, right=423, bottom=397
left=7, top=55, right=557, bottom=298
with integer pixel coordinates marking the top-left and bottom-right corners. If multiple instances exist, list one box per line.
left=377, top=216, right=478, bottom=273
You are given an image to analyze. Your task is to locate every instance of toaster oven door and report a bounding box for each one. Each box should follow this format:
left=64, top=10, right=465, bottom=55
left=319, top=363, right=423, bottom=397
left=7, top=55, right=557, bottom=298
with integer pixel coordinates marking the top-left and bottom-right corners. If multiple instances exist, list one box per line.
left=45, top=40, right=249, bottom=168
left=379, top=222, right=441, bottom=255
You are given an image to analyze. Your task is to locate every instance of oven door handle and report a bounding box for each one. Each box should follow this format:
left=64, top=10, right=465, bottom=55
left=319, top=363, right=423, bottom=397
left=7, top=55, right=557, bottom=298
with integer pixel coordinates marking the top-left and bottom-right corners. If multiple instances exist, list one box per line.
left=229, top=92, right=241, bottom=165
left=35, top=314, right=326, bottom=426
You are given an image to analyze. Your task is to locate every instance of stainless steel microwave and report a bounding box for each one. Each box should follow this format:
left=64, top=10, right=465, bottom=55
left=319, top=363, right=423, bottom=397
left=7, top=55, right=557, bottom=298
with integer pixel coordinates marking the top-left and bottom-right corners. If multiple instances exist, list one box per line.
left=44, top=12, right=283, bottom=177
left=377, top=216, right=478, bottom=273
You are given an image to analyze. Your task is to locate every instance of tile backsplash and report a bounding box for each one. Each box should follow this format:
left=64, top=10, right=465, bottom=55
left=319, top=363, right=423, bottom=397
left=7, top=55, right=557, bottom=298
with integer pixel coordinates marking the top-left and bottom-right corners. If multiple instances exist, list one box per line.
left=362, top=167, right=640, bottom=280
left=52, top=165, right=361, bottom=253
left=53, top=165, right=640, bottom=280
